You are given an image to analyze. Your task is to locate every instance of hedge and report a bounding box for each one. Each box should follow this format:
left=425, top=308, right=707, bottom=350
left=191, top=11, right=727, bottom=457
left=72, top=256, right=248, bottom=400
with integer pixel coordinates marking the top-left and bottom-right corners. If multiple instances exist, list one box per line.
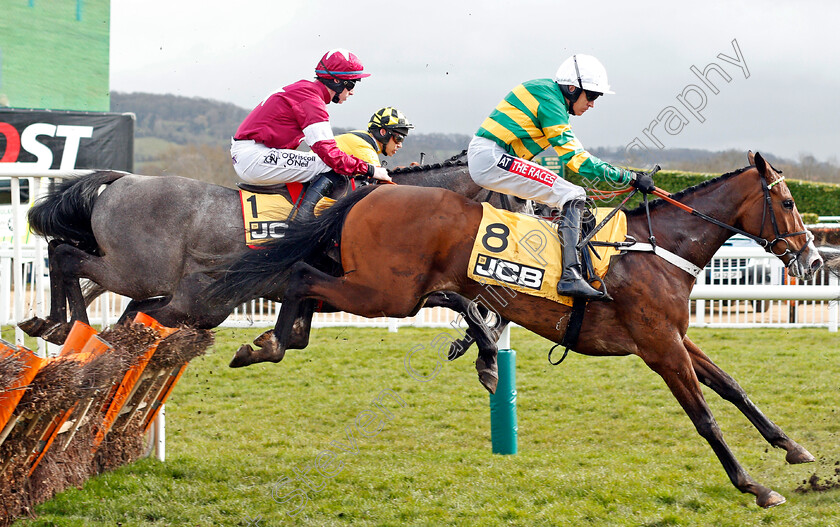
left=535, top=158, right=840, bottom=216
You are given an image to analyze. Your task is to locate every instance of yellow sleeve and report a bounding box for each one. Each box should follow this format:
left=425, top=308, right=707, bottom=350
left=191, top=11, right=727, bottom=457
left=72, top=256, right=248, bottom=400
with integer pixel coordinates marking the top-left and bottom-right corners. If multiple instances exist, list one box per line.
left=335, top=132, right=382, bottom=167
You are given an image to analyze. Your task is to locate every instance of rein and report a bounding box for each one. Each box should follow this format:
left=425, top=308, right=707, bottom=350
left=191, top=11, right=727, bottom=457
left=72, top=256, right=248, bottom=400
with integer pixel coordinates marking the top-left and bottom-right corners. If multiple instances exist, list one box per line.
left=576, top=166, right=810, bottom=277
left=650, top=172, right=811, bottom=264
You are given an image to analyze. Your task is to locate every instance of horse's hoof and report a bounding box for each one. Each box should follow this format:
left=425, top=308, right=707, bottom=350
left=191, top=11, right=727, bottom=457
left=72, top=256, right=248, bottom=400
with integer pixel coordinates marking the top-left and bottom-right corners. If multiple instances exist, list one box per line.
left=229, top=345, right=255, bottom=368
left=756, top=489, right=786, bottom=509
left=255, top=333, right=286, bottom=363
left=253, top=330, right=274, bottom=348
left=785, top=445, right=815, bottom=464
left=18, top=317, right=47, bottom=337
left=475, top=357, right=498, bottom=394
left=41, top=322, right=70, bottom=345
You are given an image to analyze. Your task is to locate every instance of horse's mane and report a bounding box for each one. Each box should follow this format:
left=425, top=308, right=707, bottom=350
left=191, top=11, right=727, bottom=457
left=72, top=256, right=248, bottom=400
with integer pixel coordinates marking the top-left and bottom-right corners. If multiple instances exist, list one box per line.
left=625, top=165, right=753, bottom=216
left=389, top=150, right=467, bottom=174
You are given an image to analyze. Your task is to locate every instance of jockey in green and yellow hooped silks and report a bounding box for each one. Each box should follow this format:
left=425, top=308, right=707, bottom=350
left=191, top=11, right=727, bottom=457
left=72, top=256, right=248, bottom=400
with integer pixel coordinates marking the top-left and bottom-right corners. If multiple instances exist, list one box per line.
left=467, top=54, right=655, bottom=300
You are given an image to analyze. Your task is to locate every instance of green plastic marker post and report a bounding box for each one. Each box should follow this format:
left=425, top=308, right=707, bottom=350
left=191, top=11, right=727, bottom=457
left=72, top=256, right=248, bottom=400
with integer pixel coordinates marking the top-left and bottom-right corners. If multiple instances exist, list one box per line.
left=489, top=327, right=517, bottom=454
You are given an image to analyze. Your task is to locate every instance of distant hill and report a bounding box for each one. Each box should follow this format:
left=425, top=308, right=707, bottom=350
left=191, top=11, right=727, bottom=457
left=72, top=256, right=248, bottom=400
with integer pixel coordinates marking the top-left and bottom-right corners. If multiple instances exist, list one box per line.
left=111, top=92, right=839, bottom=185
left=111, top=91, right=470, bottom=168
left=111, top=92, right=248, bottom=146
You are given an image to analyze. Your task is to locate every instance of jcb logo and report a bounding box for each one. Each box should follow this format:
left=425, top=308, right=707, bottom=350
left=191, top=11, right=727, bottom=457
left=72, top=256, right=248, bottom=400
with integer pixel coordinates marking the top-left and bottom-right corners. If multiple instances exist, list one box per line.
left=0, top=122, right=93, bottom=169
left=250, top=221, right=288, bottom=240
left=473, top=253, right=544, bottom=290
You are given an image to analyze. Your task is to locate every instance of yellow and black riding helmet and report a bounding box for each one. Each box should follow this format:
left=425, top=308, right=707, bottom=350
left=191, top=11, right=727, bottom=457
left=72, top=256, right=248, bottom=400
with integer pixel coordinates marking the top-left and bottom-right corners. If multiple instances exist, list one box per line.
left=368, top=107, right=414, bottom=150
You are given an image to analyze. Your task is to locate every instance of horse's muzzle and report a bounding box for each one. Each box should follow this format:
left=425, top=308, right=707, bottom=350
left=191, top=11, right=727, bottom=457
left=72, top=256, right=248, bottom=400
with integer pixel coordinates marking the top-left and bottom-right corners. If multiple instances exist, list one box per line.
left=787, top=242, right=823, bottom=281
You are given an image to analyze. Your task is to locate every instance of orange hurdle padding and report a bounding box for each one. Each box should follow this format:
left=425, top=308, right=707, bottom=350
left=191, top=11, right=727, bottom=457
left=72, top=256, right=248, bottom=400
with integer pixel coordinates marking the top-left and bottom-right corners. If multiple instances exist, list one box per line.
left=93, top=313, right=177, bottom=448
left=58, top=321, right=98, bottom=357
left=26, top=333, right=113, bottom=473
left=27, top=403, right=78, bottom=476
left=0, top=343, right=49, bottom=433
left=142, top=363, right=188, bottom=432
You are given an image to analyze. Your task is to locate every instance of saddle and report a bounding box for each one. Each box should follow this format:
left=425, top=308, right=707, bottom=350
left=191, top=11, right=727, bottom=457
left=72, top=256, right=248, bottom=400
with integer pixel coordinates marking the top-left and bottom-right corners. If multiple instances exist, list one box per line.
left=237, top=175, right=368, bottom=247
left=236, top=181, right=293, bottom=195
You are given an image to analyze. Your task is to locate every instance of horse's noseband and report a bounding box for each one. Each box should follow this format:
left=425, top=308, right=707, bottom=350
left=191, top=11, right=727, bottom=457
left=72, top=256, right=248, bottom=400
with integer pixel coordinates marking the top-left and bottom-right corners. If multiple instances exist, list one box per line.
left=756, top=175, right=810, bottom=267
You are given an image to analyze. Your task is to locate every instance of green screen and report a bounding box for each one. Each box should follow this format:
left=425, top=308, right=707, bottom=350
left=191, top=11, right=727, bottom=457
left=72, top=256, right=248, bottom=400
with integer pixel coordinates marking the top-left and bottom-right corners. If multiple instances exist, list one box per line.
left=0, top=0, right=110, bottom=111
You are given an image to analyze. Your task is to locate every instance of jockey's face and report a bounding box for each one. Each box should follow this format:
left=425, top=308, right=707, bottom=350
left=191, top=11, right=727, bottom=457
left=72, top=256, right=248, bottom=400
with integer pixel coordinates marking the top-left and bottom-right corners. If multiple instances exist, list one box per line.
left=334, top=85, right=354, bottom=104
left=384, top=132, right=404, bottom=156
left=570, top=87, right=596, bottom=116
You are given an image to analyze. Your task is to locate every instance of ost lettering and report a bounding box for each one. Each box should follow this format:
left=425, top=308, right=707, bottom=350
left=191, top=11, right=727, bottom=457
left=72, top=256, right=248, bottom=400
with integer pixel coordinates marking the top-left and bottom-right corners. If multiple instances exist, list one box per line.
left=0, top=122, right=93, bottom=169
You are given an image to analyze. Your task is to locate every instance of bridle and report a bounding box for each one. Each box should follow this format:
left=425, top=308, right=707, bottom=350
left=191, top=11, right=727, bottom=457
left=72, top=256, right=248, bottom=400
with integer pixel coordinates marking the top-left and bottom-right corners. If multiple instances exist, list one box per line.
left=649, top=167, right=812, bottom=267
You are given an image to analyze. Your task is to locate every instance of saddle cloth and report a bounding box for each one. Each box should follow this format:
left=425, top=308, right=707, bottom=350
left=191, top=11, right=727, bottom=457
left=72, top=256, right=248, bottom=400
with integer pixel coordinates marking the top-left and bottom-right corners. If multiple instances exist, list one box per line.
left=239, top=190, right=336, bottom=247
left=467, top=203, right=627, bottom=306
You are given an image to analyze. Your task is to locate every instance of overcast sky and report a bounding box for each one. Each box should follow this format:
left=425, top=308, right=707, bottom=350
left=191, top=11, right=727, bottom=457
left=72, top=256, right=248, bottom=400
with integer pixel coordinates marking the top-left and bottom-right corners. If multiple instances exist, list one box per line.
left=110, top=0, right=840, bottom=164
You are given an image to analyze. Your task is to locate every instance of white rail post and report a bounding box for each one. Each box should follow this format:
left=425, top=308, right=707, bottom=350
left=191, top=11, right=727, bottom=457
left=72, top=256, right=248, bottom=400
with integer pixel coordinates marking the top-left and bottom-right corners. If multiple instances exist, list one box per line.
left=10, top=177, right=24, bottom=346
left=154, top=406, right=166, bottom=462
left=0, top=255, right=10, bottom=329
left=30, top=176, right=50, bottom=356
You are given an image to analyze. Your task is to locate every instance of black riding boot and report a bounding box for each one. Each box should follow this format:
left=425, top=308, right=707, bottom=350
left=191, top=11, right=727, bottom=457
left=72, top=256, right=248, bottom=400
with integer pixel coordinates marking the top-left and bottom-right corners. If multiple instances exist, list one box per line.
left=293, top=173, right=335, bottom=222
left=555, top=200, right=606, bottom=300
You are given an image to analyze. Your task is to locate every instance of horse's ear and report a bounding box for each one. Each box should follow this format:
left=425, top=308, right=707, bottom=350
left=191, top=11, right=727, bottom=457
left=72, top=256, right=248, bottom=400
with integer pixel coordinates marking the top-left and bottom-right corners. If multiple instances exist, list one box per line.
left=754, top=151, right=767, bottom=177
left=747, top=150, right=755, bottom=165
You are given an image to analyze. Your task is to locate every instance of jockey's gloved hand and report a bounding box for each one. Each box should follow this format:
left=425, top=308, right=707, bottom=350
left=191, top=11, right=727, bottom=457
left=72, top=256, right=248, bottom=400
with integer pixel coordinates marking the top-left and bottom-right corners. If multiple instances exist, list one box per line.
left=372, top=166, right=392, bottom=182
left=631, top=170, right=656, bottom=194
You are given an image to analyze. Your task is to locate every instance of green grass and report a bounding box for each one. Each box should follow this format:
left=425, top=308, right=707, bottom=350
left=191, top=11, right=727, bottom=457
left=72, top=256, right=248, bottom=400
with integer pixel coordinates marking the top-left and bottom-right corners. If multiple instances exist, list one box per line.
left=12, top=327, right=840, bottom=526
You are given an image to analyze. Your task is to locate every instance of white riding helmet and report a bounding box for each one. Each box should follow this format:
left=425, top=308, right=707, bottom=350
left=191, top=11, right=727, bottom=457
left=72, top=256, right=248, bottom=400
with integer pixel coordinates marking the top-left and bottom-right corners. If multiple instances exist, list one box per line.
left=554, top=54, right=614, bottom=95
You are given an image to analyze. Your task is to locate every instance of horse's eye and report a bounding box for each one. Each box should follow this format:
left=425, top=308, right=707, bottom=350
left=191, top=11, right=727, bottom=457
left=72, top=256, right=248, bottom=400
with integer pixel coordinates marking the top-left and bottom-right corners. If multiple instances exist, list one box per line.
left=782, top=199, right=794, bottom=210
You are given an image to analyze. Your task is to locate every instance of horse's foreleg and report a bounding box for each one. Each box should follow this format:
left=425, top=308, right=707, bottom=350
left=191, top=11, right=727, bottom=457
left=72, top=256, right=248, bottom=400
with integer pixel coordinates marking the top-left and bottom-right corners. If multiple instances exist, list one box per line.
left=684, top=336, right=814, bottom=464
left=118, top=297, right=173, bottom=325
left=642, top=341, right=785, bottom=508
left=24, top=242, right=89, bottom=344
left=136, top=273, right=234, bottom=329
left=20, top=241, right=71, bottom=340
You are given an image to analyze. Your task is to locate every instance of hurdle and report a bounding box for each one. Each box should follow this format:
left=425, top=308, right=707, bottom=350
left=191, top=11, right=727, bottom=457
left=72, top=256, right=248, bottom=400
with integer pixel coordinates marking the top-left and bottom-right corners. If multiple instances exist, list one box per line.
left=489, top=326, right=517, bottom=455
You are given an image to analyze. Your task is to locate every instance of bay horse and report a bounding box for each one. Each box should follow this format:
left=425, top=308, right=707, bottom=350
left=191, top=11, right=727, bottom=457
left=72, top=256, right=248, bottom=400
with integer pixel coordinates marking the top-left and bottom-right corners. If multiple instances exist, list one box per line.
left=21, top=155, right=522, bottom=384
left=207, top=152, right=823, bottom=507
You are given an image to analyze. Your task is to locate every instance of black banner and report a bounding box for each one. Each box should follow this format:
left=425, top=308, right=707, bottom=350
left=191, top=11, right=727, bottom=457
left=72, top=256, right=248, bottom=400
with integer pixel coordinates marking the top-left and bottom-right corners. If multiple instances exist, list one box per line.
left=0, top=109, right=135, bottom=171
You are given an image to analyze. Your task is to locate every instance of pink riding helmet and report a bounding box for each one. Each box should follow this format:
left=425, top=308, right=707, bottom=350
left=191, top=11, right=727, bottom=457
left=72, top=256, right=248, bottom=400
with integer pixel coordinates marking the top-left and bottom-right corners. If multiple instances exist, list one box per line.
left=315, top=49, right=371, bottom=80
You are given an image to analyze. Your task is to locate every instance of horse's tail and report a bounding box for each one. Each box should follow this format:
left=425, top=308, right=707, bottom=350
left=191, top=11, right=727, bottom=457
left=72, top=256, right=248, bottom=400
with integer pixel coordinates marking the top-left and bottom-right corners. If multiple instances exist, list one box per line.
left=206, top=184, right=381, bottom=306
left=27, top=171, right=126, bottom=253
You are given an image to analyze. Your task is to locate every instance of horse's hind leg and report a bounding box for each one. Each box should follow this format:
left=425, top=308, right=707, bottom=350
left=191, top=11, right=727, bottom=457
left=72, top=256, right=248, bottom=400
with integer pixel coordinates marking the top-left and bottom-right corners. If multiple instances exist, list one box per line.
left=684, top=336, right=814, bottom=464
left=230, top=261, right=424, bottom=368
left=425, top=292, right=501, bottom=394
left=20, top=241, right=88, bottom=344
left=640, top=337, right=785, bottom=508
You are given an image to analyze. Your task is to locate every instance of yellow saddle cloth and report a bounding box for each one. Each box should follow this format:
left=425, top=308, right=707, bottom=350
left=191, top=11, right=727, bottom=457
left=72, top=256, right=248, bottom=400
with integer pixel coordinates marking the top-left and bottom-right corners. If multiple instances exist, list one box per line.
left=467, top=203, right=628, bottom=306
left=239, top=191, right=336, bottom=247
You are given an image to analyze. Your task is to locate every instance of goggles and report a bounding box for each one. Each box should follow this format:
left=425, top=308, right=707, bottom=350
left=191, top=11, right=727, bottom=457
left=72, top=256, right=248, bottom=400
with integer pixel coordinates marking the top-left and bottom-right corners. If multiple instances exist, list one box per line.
left=584, top=89, right=602, bottom=101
